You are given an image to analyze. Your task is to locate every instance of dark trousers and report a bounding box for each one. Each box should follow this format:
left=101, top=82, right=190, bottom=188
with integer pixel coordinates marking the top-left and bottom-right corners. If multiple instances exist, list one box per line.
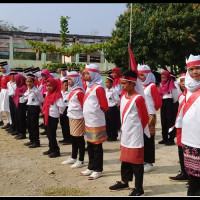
left=46, top=116, right=59, bottom=152
left=105, top=106, right=118, bottom=140
left=9, top=96, right=17, bottom=130
left=121, top=161, right=144, bottom=190
left=60, top=107, right=71, bottom=141
left=87, top=142, right=103, bottom=172
left=27, top=105, right=40, bottom=144
left=16, top=102, right=27, bottom=135
left=144, top=134, right=155, bottom=164
left=71, top=136, right=85, bottom=162
left=116, top=108, right=121, bottom=131
left=178, top=146, right=187, bottom=176
left=160, top=98, right=176, bottom=142
left=187, top=175, right=200, bottom=196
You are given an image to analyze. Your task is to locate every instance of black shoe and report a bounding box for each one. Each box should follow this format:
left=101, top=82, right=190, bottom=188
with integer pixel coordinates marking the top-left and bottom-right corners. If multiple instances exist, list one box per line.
left=158, top=140, right=167, bottom=144
left=11, top=130, right=18, bottom=135
left=0, top=121, right=4, bottom=126
left=107, top=138, right=117, bottom=142
left=29, top=143, right=40, bottom=148
left=7, top=128, right=15, bottom=133
left=59, top=139, right=71, bottom=145
left=5, top=127, right=13, bottom=131
left=48, top=151, right=60, bottom=158
left=39, top=123, right=44, bottom=127
left=43, top=150, right=52, bottom=155
left=165, top=140, right=175, bottom=146
left=129, top=188, right=144, bottom=196
left=16, top=134, right=26, bottom=139
left=40, top=131, right=47, bottom=135
left=169, top=172, right=188, bottom=182
left=24, top=141, right=34, bottom=146
left=1, top=123, right=11, bottom=129
left=109, top=181, right=129, bottom=191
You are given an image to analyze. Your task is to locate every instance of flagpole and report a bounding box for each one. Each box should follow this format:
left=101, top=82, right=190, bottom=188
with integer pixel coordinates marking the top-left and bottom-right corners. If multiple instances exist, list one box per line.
left=129, top=3, right=133, bottom=70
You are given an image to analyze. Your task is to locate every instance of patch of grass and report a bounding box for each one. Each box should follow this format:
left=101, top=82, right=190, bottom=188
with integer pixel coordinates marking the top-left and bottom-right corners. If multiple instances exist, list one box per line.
left=43, top=187, right=89, bottom=196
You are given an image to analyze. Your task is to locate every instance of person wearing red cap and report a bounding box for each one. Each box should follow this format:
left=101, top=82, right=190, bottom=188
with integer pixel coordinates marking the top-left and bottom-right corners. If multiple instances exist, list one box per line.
left=181, top=54, right=200, bottom=196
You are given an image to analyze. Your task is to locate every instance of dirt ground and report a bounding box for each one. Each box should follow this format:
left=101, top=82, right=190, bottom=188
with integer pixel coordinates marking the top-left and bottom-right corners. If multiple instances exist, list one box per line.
left=0, top=111, right=188, bottom=197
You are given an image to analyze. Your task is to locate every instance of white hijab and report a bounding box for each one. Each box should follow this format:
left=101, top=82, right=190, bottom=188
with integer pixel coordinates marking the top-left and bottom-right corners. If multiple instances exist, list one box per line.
left=85, top=64, right=105, bottom=89
left=2, top=64, right=11, bottom=76
left=185, top=70, right=200, bottom=92
left=137, top=64, right=155, bottom=86
left=67, top=71, right=85, bottom=93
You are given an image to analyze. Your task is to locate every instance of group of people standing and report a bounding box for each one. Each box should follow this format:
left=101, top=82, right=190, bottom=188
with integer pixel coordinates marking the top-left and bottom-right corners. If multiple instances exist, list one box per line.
left=0, top=54, right=199, bottom=196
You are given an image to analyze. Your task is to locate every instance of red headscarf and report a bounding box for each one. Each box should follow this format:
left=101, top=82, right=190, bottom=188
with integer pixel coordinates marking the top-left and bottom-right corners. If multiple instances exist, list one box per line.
left=40, top=69, right=52, bottom=96
left=42, top=78, right=62, bottom=125
left=158, top=70, right=176, bottom=96
left=111, top=67, right=121, bottom=87
left=13, top=74, right=27, bottom=108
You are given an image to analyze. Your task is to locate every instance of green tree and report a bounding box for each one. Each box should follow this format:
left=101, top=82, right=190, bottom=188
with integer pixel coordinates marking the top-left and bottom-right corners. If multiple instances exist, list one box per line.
left=60, top=16, right=71, bottom=47
left=104, top=3, right=200, bottom=74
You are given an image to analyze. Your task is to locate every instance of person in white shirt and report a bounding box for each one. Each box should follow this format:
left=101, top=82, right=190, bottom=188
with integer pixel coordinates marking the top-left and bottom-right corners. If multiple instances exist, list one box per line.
left=158, top=70, right=179, bottom=146
left=6, top=69, right=17, bottom=135
left=62, top=71, right=85, bottom=168
left=23, top=74, right=44, bottom=148
left=105, top=75, right=120, bottom=141
left=13, top=74, right=28, bottom=140
left=181, top=54, right=200, bottom=196
left=58, top=78, right=71, bottom=145
left=42, top=78, right=66, bottom=158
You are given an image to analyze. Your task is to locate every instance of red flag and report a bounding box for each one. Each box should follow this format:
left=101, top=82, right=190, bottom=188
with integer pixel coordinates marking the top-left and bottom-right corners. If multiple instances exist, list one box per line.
left=128, top=44, right=138, bottom=74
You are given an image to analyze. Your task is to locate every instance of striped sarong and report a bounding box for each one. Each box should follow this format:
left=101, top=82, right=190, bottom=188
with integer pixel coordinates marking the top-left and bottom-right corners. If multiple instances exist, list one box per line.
left=69, top=118, right=85, bottom=136
left=148, top=114, right=156, bottom=136
left=85, top=125, right=108, bottom=144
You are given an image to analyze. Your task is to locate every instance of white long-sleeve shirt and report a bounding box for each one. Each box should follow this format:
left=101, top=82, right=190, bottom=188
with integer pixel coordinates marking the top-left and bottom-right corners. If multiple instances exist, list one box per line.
left=105, top=87, right=120, bottom=107
left=162, top=88, right=179, bottom=103
left=7, top=81, right=16, bottom=97
left=23, top=86, right=44, bottom=107
left=49, top=98, right=66, bottom=118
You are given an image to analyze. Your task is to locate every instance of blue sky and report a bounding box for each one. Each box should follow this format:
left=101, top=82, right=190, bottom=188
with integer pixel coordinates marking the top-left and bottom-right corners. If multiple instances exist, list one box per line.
left=0, top=3, right=127, bottom=36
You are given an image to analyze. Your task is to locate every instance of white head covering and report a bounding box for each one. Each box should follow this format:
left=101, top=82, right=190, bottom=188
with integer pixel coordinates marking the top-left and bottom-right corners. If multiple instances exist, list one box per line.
left=67, top=71, right=85, bottom=93
left=137, top=64, right=155, bottom=86
left=60, top=68, right=68, bottom=81
left=85, top=64, right=104, bottom=88
left=33, top=71, right=42, bottom=79
left=176, top=73, right=186, bottom=85
left=50, top=72, right=60, bottom=79
left=185, top=54, right=200, bottom=92
left=1, top=63, right=11, bottom=76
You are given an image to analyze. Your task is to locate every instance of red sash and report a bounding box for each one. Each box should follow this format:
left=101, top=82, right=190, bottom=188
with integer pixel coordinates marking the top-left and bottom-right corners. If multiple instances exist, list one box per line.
left=83, top=84, right=99, bottom=105
left=168, top=92, right=186, bottom=133
left=182, top=88, right=200, bottom=118
left=143, top=82, right=154, bottom=91
left=121, top=93, right=139, bottom=126
left=68, top=89, right=83, bottom=102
